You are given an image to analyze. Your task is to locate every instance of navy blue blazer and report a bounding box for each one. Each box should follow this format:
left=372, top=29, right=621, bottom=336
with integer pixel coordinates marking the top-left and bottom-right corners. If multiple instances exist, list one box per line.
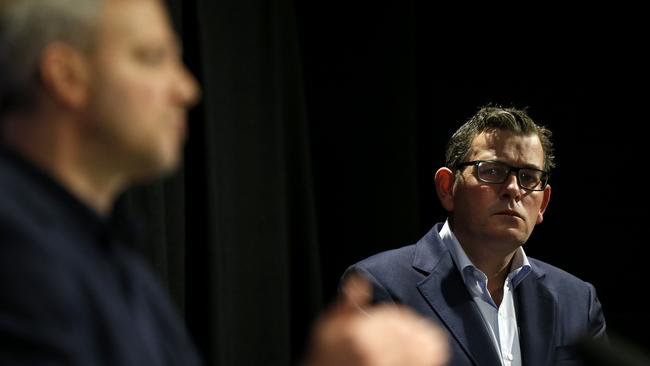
left=345, top=223, right=607, bottom=366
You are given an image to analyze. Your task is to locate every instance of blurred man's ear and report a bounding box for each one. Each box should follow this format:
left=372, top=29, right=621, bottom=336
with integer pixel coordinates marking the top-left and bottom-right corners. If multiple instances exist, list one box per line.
left=39, top=42, right=90, bottom=110
left=435, top=168, right=455, bottom=212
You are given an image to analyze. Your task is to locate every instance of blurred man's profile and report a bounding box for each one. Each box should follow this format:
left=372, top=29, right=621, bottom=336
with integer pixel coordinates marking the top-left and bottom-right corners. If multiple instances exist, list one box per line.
left=0, top=0, right=203, bottom=363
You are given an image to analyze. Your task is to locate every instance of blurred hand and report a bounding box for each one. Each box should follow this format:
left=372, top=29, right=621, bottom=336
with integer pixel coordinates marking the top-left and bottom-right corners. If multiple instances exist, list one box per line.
left=304, top=274, right=449, bottom=366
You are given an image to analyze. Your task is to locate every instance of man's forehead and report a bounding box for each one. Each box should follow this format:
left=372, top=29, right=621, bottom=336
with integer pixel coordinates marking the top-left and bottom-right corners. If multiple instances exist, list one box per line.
left=472, top=129, right=541, bottom=146
left=469, top=130, right=544, bottom=162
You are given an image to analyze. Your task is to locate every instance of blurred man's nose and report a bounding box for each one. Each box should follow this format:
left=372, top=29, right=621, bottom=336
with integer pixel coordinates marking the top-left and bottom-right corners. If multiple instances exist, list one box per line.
left=175, top=64, right=201, bottom=107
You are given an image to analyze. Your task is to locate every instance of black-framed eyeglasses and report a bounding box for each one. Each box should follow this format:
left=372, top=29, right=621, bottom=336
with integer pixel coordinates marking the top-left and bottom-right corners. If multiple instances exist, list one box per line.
left=456, top=160, right=549, bottom=191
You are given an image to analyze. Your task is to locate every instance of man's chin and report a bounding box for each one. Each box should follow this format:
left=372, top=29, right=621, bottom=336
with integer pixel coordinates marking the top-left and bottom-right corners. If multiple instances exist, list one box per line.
left=129, top=154, right=183, bottom=183
left=486, top=227, right=528, bottom=247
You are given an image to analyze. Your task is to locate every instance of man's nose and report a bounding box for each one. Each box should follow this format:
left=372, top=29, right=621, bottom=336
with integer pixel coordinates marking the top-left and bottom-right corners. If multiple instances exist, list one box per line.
left=499, top=171, right=522, bottom=201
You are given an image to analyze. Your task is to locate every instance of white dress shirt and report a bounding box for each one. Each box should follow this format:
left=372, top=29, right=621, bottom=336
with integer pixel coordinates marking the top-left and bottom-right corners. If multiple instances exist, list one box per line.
left=439, top=220, right=532, bottom=366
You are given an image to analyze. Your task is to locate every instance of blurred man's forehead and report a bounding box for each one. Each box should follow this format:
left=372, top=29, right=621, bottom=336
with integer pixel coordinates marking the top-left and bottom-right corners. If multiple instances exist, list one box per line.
left=95, top=0, right=177, bottom=46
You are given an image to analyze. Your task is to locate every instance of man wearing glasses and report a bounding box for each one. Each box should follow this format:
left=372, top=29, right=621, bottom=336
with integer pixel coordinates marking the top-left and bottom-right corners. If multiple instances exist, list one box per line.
left=344, top=106, right=607, bottom=366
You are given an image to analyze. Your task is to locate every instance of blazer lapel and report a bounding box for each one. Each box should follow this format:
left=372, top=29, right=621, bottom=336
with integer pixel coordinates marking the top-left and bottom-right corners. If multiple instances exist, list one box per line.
left=412, top=225, right=501, bottom=366
left=515, top=269, right=556, bottom=366
left=418, top=266, right=502, bottom=366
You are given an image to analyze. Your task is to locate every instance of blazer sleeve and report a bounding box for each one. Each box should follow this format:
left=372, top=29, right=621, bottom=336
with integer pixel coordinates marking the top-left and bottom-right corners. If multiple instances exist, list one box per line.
left=587, top=282, right=607, bottom=340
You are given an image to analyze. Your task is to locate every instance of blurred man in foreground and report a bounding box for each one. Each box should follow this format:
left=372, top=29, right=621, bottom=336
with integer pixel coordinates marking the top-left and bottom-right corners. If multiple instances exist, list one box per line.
left=0, top=0, right=448, bottom=364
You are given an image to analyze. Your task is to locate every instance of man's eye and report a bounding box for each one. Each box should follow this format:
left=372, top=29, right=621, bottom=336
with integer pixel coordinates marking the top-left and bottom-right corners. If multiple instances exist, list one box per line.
left=520, top=175, right=535, bottom=184
left=482, top=168, right=500, bottom=176
left=136, top=49, right=166, bottom=65
left=520, top=172, right=540, bottom=184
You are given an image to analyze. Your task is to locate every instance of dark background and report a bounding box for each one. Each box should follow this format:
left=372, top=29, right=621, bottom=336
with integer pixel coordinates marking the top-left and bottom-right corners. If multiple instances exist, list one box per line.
left=124, top=1, right=650, bottom=364
left=300, top=0, right=650, bottom=354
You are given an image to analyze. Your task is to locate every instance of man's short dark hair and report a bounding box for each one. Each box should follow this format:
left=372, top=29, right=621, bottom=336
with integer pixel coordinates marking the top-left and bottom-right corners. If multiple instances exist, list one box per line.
left=445, top=105, right=555, bottom=173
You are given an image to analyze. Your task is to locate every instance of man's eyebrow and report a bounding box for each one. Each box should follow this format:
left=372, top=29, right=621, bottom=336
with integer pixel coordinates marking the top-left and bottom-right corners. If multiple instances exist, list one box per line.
left=491, top=160, right=544, bottom=171
left=520, top=162, right=544, bottom=170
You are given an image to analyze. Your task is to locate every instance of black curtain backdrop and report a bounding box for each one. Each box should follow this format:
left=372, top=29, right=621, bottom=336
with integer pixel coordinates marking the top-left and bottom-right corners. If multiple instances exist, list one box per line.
left=124, top=0, right=321, bottom=365
left=117, top=1, right=650, bottom=365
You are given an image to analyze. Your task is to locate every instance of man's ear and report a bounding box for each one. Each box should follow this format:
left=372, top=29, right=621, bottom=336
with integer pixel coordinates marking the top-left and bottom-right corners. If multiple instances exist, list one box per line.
left=536, top=184, right=552, bottom=224
left=435, top=167, right=455, bottom=212
left=39, top=42, right=90, bottom=110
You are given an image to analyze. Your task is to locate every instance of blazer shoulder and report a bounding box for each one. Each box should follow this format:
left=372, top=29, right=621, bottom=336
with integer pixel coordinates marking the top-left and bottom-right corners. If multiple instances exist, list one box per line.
left=529, top=257, right=597, bottom=293
left=352, top=244, right=418, bottom=272
left=348, top=224, right=450, bottom=280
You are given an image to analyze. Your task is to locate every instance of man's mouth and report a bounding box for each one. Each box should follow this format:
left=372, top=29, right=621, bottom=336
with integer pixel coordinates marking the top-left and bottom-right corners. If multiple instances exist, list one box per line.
left=495, top=210, right=522, bottom=219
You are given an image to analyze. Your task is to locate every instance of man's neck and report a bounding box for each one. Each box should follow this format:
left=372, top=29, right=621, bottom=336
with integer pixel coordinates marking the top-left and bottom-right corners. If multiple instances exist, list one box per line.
left=2, top=112, right=125, bottom=215
left=456, top=235, right=518, bottom=306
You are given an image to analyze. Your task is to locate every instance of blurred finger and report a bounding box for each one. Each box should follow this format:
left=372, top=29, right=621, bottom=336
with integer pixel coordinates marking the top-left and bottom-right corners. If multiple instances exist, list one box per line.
left=339, top=272, right=372, bottom=313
